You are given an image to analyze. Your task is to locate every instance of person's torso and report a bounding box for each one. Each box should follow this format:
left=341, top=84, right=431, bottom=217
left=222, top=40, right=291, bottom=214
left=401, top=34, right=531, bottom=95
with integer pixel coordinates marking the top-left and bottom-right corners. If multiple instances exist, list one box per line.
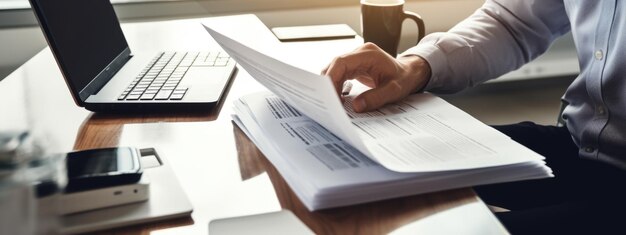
left=562, top=0, right=626, bottom=168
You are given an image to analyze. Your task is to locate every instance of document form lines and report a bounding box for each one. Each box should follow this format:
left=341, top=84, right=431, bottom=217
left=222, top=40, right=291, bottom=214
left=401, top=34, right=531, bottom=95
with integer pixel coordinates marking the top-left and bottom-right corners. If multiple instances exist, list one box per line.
left=407, top=139, right=451, bottom=162
left=404, top=115, right=495, bottom=156
left=282, top=123, right=310, bottom=145
left=351, top=117, right=420, bottom=140
left=334, top=144, right=362, bottom=164
left=376, top=143, right=412, bottom=166
left=304, top=124, right=340, bottom=143
left=396, top=101, right=419, bottom=112
left=266, top=97, right=302, bottom=119
left=352, top=121, right=378, bottom=139
left=343, top=99, right=386, bottom=119
left=385, top=119, right=413, bottom=136
left=307, top=143, right=371, bottom=171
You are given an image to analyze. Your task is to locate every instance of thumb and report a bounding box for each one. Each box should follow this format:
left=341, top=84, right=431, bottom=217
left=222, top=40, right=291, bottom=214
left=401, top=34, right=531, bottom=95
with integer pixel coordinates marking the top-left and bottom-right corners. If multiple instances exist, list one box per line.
left=352, top=80, right=407, bottom=112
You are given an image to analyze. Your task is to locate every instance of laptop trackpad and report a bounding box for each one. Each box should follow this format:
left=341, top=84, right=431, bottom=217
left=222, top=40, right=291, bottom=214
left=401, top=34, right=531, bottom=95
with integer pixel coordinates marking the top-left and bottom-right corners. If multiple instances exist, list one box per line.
left=181, top=67, right=230, bottom=100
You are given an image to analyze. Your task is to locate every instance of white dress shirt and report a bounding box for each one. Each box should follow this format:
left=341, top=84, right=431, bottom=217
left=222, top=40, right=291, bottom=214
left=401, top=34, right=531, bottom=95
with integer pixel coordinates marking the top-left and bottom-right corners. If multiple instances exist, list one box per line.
left=404, top=0, right=626, bottom=168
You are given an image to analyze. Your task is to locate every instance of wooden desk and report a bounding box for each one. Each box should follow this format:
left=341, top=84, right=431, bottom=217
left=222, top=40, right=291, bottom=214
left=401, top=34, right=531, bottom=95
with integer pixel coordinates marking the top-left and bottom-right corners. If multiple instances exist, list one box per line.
left=0, top=15, right=507, bottom=234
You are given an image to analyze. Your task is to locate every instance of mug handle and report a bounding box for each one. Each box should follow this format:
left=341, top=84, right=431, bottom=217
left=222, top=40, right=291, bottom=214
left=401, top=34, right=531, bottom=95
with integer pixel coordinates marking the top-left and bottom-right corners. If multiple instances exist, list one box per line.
left=403, top=11, right=425, bottom=45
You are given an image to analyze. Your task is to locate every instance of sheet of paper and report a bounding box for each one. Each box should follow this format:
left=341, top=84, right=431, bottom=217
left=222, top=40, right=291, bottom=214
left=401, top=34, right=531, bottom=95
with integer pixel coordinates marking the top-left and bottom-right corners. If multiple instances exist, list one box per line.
left=204, top=24, right=371, bottom=157
left=342, top=93, right=545, bottom=172
left=204, top=24, right=545, bottom=173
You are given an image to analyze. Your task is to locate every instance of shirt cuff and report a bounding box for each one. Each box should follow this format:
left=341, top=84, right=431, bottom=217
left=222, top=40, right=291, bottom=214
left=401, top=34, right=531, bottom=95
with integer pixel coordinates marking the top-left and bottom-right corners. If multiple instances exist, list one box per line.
left=400, top=43, right=448, bottom=92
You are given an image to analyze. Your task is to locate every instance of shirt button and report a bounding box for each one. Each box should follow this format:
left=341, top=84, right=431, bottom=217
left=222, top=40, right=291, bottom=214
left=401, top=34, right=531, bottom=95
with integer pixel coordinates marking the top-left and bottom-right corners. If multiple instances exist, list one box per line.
left=597, top=106, right=606, bottom=115
left=595, top=50, right=604, bottom=60
left=584, top=147, right=595, bottom=153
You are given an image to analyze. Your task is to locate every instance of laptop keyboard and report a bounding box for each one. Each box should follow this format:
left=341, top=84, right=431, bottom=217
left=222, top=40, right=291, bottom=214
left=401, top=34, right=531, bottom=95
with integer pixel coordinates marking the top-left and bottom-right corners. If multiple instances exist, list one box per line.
left=118, top=51, right=231, bottom=101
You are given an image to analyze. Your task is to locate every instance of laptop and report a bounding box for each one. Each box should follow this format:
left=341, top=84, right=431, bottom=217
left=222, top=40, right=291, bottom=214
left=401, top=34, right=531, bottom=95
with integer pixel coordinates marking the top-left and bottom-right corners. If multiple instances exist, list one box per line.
left=29, top=0, right=237, bottom=112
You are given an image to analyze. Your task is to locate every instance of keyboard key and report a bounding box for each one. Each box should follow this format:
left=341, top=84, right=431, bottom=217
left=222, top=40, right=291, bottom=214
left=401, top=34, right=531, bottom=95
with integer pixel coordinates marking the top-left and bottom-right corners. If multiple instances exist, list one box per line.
left=126, top=94, right=141, bottom=100
left=155, top=89, right=173, bottom=100
left=165, top=81, right=179, bottom=85
left=193, top=61, right=214, bottom=66
left=170, top=93, right=185, bottom=100
left=140, top=93, right=156, bottom=100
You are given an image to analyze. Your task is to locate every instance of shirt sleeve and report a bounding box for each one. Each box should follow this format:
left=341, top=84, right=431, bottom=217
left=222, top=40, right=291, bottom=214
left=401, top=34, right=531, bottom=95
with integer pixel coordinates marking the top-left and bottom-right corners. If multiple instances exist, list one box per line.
left=401, top=0, right=571, bottom=93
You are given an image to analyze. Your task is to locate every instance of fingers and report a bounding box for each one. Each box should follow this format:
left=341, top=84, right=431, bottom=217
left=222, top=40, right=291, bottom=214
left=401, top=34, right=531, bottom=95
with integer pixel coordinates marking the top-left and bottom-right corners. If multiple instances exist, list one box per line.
left=324, top=56, right=350, bottom=96
left=322, top=43, right=386, bottom=96
left=354, top=75, right=376, bottom=88
left=321, top=43, right=421, bottom=112
left=352, top=79, right=410, bottom=112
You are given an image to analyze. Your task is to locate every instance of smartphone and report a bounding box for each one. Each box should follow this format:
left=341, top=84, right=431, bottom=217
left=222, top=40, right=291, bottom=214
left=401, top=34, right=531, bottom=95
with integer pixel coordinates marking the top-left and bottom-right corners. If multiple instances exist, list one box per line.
left=271, top=24, right=357, bottom=42
left=65, top=147, right=143, bottom=192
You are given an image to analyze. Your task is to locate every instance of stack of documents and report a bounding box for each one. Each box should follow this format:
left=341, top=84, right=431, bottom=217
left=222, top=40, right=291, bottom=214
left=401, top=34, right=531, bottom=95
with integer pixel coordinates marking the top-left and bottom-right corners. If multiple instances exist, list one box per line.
left=204, top=24, right=553, bottom=211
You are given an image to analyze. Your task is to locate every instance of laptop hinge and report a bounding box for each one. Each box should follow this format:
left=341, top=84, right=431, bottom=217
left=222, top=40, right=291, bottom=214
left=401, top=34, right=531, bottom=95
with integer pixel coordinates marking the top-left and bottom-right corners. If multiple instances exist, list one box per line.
left=78, top=47, right=133, bottom=101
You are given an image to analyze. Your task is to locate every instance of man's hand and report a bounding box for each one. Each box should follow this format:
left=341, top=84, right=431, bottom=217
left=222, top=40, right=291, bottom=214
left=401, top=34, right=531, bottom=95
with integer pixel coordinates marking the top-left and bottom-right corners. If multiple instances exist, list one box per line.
left=322, top=43, right=432, bottom=113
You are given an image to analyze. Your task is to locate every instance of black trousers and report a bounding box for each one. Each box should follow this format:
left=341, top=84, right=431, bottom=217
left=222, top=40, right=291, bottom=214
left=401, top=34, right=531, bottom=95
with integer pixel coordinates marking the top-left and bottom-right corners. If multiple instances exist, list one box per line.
left=475, top=122, right=626, bottom=235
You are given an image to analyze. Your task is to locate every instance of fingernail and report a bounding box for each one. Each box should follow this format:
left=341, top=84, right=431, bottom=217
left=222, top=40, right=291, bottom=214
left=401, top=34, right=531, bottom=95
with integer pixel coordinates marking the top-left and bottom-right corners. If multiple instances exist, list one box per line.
left=354, top=98, right=367, bottom=112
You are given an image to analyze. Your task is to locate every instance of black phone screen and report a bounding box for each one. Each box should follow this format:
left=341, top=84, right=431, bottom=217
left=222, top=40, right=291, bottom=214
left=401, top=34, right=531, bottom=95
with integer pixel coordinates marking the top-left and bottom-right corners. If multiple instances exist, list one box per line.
left=65, top=147, right=142, bottom=192
left=67, top=148, right=138, bottom=178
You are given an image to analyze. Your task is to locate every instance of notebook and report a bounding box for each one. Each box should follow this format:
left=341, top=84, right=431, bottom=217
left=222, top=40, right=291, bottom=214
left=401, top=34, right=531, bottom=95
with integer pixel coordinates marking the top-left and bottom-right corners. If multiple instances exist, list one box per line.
left=29, top=0, right=236, bottom=112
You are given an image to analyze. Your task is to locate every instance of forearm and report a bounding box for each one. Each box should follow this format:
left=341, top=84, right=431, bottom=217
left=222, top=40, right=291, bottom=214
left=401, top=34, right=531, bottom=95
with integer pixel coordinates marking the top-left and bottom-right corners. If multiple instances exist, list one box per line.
left=402, top=0, right=570, bottom=93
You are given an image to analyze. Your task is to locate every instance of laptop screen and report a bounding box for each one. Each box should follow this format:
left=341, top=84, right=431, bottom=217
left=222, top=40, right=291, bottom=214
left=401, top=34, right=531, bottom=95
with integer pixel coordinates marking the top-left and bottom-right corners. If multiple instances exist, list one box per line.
left=31, top=0, right=129, bottom=95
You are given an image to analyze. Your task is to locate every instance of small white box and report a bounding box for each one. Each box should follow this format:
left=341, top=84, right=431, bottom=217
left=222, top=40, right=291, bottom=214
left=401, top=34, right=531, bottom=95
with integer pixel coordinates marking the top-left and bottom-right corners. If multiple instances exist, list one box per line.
left=59, top=175, right=149, bottom=215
